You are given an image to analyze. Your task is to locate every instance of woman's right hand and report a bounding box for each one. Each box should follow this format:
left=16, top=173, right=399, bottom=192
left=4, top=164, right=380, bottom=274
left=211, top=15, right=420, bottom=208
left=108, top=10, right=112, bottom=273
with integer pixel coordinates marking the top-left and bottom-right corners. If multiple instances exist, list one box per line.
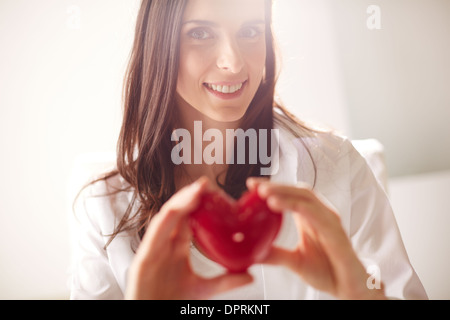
left=124, top=177, right=253, bottom=300
left=247, top=178, right=386, bottom=300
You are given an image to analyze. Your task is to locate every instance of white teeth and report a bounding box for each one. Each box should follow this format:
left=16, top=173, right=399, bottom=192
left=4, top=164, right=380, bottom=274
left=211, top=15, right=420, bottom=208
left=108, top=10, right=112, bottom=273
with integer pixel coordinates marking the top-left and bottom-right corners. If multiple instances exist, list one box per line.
left=207, top=82, right=243, bottom=94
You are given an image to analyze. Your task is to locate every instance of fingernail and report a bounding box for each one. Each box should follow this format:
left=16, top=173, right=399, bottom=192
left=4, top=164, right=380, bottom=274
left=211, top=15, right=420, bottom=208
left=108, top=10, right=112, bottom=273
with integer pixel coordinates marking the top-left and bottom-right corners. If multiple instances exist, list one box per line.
left=257, top=183, right=270, bottom=198
left=190, top=180, right=202, bottom=192
left=193, top=177, right=209, bottom=190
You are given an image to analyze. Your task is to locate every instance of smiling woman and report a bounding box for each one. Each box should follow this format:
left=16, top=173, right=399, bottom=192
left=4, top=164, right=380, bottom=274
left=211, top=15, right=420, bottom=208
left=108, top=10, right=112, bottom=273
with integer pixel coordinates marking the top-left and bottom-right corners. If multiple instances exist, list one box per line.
left=69, top=0, right=427, bottom=300
left=176, top=0, right=267, bottom=123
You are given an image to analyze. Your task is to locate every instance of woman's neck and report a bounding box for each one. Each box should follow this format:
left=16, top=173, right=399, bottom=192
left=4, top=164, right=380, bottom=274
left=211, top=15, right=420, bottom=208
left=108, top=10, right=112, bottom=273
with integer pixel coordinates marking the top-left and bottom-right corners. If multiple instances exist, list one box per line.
left=175, top=94, right=241, bottom=134
left=173, top=96, right=242, bottom=190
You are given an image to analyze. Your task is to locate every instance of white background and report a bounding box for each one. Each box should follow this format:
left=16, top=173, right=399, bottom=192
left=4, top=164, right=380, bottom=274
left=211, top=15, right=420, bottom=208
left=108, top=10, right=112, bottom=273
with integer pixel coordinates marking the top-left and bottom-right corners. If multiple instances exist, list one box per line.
left=0, top=0, right=449, bottom=299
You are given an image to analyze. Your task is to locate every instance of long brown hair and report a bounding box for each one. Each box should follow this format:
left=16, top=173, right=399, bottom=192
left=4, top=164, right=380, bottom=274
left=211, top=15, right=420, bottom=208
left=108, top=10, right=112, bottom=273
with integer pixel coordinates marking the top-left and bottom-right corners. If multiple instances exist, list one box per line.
left=78, top=0, right=317, bottom=248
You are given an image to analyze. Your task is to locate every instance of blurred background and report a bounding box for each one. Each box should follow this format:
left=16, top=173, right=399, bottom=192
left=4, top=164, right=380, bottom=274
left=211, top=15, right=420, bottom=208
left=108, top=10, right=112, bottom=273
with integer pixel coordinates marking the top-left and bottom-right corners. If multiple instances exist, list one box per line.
left=0, top=0, right=449, bottom=299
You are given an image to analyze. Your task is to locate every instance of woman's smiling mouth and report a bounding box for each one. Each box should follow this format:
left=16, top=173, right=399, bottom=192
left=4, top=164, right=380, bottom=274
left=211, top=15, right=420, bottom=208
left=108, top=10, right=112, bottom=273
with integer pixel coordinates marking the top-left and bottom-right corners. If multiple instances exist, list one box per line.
left=203, top=80, right=248, bottom=99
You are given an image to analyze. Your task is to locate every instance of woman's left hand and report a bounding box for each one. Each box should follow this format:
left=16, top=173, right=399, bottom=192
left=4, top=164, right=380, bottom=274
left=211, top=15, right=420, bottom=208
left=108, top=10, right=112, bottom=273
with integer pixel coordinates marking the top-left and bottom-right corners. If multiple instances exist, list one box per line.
left=125, top=177, right=253, bottom=300
left=247, top=178, right=386, bottom=300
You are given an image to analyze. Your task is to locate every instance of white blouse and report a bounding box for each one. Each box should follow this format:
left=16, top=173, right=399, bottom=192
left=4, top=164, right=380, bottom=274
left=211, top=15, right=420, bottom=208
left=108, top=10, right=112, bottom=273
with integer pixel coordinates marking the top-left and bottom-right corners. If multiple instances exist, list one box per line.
left=69, top=124, right=428, bottom=300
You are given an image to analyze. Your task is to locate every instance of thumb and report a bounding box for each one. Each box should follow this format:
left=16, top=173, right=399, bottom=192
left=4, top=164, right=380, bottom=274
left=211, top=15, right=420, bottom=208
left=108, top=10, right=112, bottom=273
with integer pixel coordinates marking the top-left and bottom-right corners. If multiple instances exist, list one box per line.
left=200, top=272, right=253, bottom=298
left=263, top=246, right=301, bottom=271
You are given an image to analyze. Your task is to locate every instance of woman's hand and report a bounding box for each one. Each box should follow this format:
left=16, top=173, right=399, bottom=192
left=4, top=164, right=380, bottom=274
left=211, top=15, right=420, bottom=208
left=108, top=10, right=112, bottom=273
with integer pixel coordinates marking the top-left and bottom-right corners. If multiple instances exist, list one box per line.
left=247, top=178, right=386, bottom=300
left=125, top=177, right=253, bottom=300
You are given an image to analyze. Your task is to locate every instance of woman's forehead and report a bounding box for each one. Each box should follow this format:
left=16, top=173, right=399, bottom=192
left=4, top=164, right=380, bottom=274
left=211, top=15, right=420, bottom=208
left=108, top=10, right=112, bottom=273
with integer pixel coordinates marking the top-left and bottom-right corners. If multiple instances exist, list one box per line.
left=183, top=0, right=266, bottom=25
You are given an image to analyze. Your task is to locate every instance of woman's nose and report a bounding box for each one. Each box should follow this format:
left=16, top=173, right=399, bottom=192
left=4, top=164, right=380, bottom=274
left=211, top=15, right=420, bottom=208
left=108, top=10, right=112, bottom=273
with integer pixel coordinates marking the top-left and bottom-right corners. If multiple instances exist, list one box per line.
left=216, top=38, right=244, bottom=74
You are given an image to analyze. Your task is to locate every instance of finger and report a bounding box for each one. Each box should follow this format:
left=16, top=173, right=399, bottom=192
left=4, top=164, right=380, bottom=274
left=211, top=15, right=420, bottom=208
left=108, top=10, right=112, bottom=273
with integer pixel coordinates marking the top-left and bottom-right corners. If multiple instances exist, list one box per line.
left=266, top=193, right=312, bottom=214
left=266, top=193, right=340, bottom=234
left=263, top=246, right=302, bottom=271
left=256, top=181, right=341, bottom=229
left=172, top=214, right=193, bottom=243
left=160, top=176, right=210, bottom=218
left=170, top=215, right=194, bottom=257
left=200, top=272, right=254, bottom=298
left=142, top=177, right=210, bottom=248
left=268, top=192, right=354, bottom=262
left=257, top=181, right=314, bottom=201
left=246, top=177, right=269, bottom=191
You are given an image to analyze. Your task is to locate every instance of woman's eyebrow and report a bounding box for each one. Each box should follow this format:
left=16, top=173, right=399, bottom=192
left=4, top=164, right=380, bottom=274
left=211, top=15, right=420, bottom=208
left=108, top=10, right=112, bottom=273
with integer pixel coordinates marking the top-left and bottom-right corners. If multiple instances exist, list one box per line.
left=182, top=20, right=218, bottom=26
left=182, top=19, right=266, bottom=27
left=242, top=19, right=266, bottom=26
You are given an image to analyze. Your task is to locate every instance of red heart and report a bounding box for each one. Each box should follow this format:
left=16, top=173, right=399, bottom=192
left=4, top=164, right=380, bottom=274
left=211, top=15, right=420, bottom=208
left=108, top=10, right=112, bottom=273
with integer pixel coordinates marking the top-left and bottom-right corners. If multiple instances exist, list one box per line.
left=189, top=189, right=283, bottom=273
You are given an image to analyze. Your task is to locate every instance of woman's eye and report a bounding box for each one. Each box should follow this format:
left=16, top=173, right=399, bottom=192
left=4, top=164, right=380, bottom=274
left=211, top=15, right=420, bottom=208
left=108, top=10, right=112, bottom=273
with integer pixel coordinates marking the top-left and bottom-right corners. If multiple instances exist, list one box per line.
left=188, top=28, right=213, bottom=40
left=239, top=27, right=263, bottom=39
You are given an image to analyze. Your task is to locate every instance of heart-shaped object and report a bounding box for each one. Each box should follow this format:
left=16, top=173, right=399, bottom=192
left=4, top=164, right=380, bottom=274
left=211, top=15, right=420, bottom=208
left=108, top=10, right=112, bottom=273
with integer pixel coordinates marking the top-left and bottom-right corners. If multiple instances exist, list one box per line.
left=189, top=189, right=283, bottom=273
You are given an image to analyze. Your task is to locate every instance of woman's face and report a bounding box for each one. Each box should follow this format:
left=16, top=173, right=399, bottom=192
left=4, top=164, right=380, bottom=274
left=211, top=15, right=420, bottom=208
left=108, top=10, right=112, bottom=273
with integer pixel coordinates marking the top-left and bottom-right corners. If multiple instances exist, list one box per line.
left=176, top=0, right=267, bottom=123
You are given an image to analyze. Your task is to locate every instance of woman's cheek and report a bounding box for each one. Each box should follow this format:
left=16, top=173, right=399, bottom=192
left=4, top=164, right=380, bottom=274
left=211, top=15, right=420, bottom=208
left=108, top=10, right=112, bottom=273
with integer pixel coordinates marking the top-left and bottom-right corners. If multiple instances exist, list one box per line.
left=181, top=48, right=214, bottom=84
left=243, top=42, right=266, bottom=78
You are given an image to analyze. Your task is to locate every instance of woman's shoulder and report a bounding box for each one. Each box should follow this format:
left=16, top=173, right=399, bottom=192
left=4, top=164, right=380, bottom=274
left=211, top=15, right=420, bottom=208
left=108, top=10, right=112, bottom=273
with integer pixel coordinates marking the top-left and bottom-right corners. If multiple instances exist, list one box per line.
left=85, top=170, right=131, bottom=197
left=274, top=111, right=388, bottom=191
left=274, top=111, right=353, bottom=160
left=75, top=169, right=133, bottom=209
left=73, top=169, right=135, bottom=233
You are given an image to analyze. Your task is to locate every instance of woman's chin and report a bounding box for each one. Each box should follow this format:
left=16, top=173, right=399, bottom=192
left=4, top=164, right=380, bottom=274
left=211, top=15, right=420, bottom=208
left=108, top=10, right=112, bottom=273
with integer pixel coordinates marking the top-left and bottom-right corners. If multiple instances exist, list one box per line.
left=208, top=107, right=246, bottom=123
